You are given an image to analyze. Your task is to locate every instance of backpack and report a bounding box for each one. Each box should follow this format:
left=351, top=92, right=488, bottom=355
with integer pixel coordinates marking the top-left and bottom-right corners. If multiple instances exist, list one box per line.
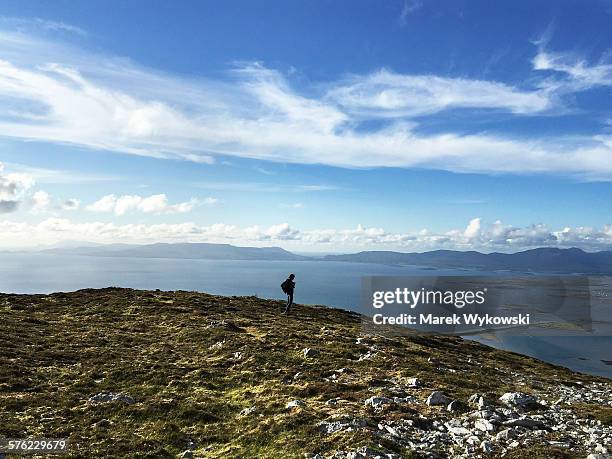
left=281, top=279, right=290, bottom=294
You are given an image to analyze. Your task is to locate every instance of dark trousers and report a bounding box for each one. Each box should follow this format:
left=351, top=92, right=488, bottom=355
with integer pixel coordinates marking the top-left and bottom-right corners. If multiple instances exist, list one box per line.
left=284, top=292, right=293, bottom=313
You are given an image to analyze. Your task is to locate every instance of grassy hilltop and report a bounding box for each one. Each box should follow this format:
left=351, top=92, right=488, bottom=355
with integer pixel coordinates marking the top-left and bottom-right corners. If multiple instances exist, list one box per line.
left=0, top=288, right=610, bottom=458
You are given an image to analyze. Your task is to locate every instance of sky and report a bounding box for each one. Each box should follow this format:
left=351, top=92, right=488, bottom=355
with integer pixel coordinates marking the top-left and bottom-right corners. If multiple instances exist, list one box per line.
left=0, top=0, right=611, bottom=252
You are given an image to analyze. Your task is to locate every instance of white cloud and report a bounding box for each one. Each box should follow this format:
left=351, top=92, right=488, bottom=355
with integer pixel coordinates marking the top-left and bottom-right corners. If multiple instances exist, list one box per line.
left=326, top=69, right=553, bottom=116
left=0, top=30, right=611, bottom=179
left=533, top=48, right=612, bottom=90
left=0, top=217, right=610, bottom=251
left=400, top=0, right=423, bottom=25
left=31, top=190, right=51, bottom=213
left=0, top=161, right=35, bottom=213
left=86, top=193, right=198, bottom=216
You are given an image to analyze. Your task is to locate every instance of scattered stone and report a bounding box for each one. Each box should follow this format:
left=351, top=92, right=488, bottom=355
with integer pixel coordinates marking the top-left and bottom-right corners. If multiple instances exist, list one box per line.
left=179, top=451, right=193, bottom=459
left=325, top=398, right=339, bottom=406
left=447, top=400, right=467, bottom=413
left=446, top=425, right=471, bottom=436
left=475, top=418, right=496, bottom=432
left=364, top=396, right=394, bottom=409
left=303, top=348, right=320, bottom=358
left=319, top=418, right=367, bottom=434
left=481, top=440, right=493, bottom=454
left=286, top=399, right=306, bottom=409
left=495, top=428, right=517, bottom=442
left=407, top=377, right=422, bottom=387
left=502, top=417, right=546, bottom=430
left=239, top=406, right=256, bottom=416
left=87, top=392, right=135, bottom=405
left=426, top=391, right=451, bottom=406
left=499, top=392, right=538, bottom=410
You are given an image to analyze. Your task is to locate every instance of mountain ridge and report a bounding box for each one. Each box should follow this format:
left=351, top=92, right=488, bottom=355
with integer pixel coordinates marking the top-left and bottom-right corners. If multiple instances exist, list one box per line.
left=38, top=243, right=612, bottom=274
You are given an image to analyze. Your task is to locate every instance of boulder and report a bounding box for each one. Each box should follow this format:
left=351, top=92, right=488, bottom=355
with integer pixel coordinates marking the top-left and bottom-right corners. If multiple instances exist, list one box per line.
left=502, top=417, right=546, bottom=430
left=475, top=418, right=496, bottom=432
left=426, top=391, right=451, bottom=406
left=499, top=392, right=538, bottom=409
left=364, top=396, right=394, bottom=409
left=87, top=392, right=135, bottom=405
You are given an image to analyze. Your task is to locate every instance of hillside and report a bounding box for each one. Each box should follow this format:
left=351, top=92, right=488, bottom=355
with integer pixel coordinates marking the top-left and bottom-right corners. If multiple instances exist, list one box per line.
left=0, top=288, right=610, bottom=458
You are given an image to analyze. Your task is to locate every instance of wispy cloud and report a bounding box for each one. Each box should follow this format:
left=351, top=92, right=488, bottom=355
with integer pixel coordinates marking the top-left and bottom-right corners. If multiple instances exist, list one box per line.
left=326, top=69, right=554, bottom=116
left=0, top=29, right=611, bottom=179
left=4, top=162, right=119, bottom=184
left=0, top=17, right=87, bottom=36
left=399, top=0, right=423, bottom=25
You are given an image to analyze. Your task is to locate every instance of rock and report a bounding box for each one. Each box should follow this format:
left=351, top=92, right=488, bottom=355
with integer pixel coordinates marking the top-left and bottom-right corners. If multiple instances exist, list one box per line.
left=92, top=419, right=112, bottom=430
left=87, top=392, right=135, bottom=405
left=325, top=398, right=341, bottom=406
left=179, top=451, right=193, bottom=459
left=477, top=397, right=491, bottom=410
left=447, top=425, right=472, bottom=436
left=502, top=417, right=546, bottom=430
left=364, top=396, right=394, bottom=409
left=239, top=406, right=256, bottom=416
left=475, top=418, right=496, bottom=432
left=303, top=348, right=320, bottom=358
left=347, top=446, right=382, bottom=458
left=319, top=418, right=367, bottom=434
left=447, top=400, right=467, bottom=413
left=286, top=399, right=306, bottom=409
left=407, top=377, right=422, bottom=387
left=586, top=455, right=607, bottom=459
left=481, top=440, right=493, bottom=454
left=495, top=428, right=517, bottom=442
left=499, top=392, right=538, bottom=410
left=426, top=391, right=451, bottom=406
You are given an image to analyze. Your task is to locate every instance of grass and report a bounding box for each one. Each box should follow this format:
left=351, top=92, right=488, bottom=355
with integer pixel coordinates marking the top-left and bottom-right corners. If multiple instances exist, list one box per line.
left=0, top=288, right=609, bottom=458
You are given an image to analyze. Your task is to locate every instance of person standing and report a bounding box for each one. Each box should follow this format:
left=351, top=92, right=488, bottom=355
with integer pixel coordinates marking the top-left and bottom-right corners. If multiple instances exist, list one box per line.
left=281, top=273, right=296, bottom=314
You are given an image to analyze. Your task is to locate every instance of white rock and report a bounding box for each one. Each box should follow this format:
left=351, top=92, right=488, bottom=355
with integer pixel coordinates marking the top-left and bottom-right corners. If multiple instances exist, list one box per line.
left=87, top=392, right=135, bottom=405
left=475, top=418, right=496, bottom=432
left=495, top=428, right=517, bottom=442
left=364, top=396, right=393, bottom=409
left=499, top=392, right=537, bottom=409
left=426, top=391, right=451, bottom=406
left=286, top=399, right=306, bottom=409
left=481, top=440, right=493, bottom=453
left=407, top=377, right=422, bottom=387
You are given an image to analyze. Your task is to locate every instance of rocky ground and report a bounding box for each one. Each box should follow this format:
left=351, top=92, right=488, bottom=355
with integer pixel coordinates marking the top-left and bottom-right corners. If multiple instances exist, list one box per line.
left=0, top=288, right=610, bottom=458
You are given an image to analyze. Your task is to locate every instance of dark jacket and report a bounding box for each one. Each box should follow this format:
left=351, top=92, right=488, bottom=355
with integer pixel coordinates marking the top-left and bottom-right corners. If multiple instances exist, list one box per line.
left=282, top=278, right=295, bottom=294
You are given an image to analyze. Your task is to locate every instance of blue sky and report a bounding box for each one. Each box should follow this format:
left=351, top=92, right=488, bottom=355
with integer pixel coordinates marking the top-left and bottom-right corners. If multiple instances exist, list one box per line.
left=0, top=0, right=611, bottom=251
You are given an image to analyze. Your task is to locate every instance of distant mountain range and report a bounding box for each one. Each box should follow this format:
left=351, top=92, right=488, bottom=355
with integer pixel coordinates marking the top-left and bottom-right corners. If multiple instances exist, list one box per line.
left=39, top=243, right=612, bottom=274
left=323, top=247, right=612, bottom=274
left=43, top=242, right=307, bottom=261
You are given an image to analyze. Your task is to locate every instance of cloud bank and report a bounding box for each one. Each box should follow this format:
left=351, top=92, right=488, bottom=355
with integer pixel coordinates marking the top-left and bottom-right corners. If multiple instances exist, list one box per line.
left=1, top=217, right=610, bottom=252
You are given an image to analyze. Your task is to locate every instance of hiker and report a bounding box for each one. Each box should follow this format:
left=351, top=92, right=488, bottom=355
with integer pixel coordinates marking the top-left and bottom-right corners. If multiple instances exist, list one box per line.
left=281, top=273, right=296, bottom=314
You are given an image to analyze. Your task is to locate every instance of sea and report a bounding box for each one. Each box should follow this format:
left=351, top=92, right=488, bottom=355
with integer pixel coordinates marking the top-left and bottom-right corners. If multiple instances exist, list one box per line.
left=1, top=252, right=610, bottom=378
